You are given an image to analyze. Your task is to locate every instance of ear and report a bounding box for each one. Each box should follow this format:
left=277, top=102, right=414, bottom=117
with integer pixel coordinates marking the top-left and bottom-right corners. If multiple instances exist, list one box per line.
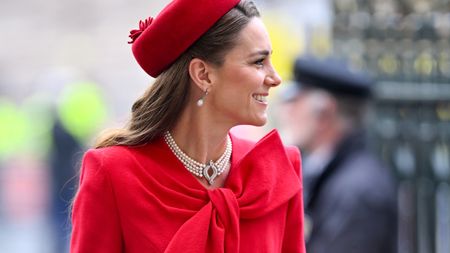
left=188, top=58, right=213, bottom=91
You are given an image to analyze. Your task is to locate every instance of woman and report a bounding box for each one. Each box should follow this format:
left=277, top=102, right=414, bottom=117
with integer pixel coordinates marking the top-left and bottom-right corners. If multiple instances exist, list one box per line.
left=70, top=0, right=305, bottom=252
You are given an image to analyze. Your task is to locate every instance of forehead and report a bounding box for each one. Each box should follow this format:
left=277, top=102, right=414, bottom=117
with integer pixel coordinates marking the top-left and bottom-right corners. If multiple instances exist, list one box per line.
left=230, top=18, right=272, bottom=55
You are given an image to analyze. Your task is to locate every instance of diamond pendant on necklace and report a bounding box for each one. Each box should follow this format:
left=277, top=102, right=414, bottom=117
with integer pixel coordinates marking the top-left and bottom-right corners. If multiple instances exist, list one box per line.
left=164, top=131, right=232, bottom=185
left=203, top=161, right=219, bottom=185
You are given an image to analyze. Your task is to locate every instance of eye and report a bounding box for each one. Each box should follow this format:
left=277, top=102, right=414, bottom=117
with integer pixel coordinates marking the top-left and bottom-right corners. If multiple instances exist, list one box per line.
left=254, top=58, right=265, bottom=66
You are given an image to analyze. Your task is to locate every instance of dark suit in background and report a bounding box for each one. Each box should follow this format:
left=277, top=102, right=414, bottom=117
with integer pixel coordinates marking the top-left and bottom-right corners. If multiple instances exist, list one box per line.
left=304, top=131, right=397, bottom=253
left=280, top=56, right=397, bottom=253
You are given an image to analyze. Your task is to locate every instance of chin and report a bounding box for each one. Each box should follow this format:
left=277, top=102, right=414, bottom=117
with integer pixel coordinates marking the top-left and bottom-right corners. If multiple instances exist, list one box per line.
left=247, top=116, right=267, bottom=127
left=235, top=112, right=267, bottom=127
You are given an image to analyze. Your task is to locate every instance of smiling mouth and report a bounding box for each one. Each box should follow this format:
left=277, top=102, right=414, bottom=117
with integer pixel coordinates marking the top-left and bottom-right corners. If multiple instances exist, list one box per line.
left=253, top=94, right=268, bottom=103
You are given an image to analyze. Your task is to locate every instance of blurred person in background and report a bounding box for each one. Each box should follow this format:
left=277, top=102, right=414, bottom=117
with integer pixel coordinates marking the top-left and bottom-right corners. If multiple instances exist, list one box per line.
left=70, top=0, right=305, bottom=252
left=49, top=81, right=106, bottom=253
left=279, top=56, right=397, bottom=253
left=49, top=116, right=82, bottom=253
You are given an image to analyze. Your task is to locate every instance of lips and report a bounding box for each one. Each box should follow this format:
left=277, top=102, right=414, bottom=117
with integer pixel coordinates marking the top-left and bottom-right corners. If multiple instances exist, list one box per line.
left=252, top=94, right=268, bottom=103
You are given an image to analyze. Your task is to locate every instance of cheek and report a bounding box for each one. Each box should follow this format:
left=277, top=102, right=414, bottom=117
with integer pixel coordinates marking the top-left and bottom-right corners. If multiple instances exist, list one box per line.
left=214, top=67, right=265, bottom=111
left=230, top=68, right=264, bottom=90
left=219, top=80, right=254, bottom=105
left=216, top=86, right=248, bottom=104
left=210, top=87, right=246, bottom=115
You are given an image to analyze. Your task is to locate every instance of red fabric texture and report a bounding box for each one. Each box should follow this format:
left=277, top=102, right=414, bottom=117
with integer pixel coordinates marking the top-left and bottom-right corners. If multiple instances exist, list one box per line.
left=70, top=129, right=306, bottom=252
left=131, top=0, right=241, bottom=77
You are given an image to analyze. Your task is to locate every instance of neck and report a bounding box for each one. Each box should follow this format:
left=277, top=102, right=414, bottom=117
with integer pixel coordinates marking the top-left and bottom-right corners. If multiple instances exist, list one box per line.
left=170, top=101, right=232, bottom=164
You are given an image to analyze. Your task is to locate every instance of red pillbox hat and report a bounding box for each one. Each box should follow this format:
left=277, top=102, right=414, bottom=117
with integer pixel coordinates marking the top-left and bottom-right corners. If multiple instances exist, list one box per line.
left=129, top=0, right=241, bottom=78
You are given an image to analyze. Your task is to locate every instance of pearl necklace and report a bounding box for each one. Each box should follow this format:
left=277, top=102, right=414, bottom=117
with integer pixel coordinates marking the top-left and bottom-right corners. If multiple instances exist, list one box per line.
left=164, top=131, right=232, bottom=185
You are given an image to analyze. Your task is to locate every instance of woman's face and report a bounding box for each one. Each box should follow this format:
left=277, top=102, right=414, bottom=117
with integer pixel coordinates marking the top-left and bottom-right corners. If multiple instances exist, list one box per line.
left=208, top=17, right=281, bottom=127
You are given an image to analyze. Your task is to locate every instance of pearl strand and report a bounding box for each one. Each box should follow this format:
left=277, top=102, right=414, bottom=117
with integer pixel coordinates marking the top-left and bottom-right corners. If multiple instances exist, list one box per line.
left=164, top=131, right=232, bottom=180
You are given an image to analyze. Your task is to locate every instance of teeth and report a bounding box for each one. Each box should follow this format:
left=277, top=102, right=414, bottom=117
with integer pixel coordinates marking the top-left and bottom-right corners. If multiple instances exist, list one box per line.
left=253, top=94, right=267, bottom=103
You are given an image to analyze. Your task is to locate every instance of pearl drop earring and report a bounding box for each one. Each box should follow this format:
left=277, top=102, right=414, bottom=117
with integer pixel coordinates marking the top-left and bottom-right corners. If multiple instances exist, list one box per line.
left=197, top=89, right=208, bottom=107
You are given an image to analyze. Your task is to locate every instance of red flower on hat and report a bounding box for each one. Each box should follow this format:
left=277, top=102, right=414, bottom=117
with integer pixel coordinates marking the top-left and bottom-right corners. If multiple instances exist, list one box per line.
left=128, top=17, right=153, bottom=44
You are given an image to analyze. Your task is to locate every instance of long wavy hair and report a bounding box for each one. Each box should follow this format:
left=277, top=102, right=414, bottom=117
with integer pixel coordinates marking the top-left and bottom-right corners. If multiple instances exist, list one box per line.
left=95, top=0, right=260, bottom=148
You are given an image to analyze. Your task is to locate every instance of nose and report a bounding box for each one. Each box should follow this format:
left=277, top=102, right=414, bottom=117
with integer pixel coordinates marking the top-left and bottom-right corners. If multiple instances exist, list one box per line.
left=265, top=66, right=282, bottom=87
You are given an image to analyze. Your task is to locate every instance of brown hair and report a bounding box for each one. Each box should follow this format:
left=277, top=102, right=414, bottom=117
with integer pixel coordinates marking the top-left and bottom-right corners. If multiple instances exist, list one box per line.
left=95, top=0, right=260, bottom=148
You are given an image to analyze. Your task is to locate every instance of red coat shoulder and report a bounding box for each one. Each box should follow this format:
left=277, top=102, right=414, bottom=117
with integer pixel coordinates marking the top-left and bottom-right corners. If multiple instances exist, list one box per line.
left=230, top=130, right=302, bottom=178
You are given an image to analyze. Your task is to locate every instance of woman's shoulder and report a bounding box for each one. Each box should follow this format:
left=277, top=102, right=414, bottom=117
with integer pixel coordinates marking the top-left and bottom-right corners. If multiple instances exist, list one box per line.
left=84, top=144, right=133, bottom=159
left=84, top=140, right=153, bottom=166
left=81, top=145, right=136, bottom=172
left=81, top=142, right=160, bottom=173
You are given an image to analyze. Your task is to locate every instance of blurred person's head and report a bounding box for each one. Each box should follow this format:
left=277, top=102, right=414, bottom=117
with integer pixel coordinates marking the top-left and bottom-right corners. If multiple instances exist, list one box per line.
left=280, top=56, right=373, bottom=153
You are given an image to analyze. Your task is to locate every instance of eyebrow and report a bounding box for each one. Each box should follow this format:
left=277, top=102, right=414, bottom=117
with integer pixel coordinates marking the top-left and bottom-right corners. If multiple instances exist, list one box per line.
left=248, top=50, right=271, bottom=58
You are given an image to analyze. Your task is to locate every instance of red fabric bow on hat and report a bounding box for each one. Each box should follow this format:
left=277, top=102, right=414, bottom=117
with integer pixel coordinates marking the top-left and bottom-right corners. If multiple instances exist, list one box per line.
left=128, top=17, right=153, bottom=44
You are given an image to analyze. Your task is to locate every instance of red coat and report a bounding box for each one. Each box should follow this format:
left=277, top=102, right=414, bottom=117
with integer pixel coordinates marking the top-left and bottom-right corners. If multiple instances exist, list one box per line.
left=70, top=129, right=306, bottom=253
